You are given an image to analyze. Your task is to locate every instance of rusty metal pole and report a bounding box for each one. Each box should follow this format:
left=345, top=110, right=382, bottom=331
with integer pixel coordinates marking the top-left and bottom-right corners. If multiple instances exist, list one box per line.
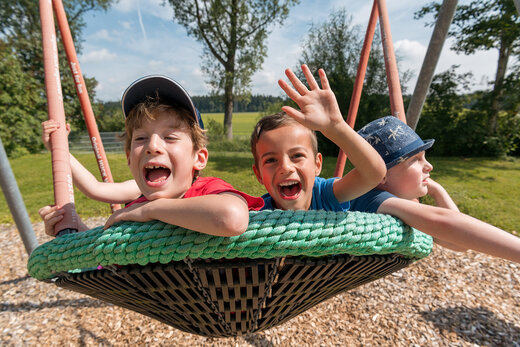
left=39, top=0, right=79, bottom=236
left=334, top=1, right=379, bottom=178
left=53, top=0, right=121, bottom=211
left=377, top=0, right=406, bottom=123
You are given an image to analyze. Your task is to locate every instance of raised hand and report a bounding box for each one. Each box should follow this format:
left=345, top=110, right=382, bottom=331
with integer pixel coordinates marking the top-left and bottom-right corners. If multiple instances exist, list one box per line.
left=278, top=64, right=344, bottom=134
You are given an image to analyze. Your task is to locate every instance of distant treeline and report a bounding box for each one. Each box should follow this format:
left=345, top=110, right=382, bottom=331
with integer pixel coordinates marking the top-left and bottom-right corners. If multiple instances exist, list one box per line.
left=191, top=95, right=285, bottom=113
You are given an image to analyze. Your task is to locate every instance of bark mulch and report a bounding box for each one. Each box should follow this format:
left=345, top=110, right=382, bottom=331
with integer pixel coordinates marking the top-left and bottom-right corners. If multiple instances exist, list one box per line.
left=1, top=218, right=519, bottom=346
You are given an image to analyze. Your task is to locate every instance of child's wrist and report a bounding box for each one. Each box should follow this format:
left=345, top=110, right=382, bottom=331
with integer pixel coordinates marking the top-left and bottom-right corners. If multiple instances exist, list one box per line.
left=321, top=121, right=349, bottom=140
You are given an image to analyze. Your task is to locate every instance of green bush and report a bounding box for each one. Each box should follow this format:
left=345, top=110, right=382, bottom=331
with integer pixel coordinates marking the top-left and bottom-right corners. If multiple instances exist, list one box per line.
left=416, top=68, right=520, bottom=157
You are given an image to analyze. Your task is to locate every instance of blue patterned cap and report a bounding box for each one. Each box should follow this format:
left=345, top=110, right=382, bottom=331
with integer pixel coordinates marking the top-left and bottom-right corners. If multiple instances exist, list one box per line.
left=358, top=116, right=434, bottom=169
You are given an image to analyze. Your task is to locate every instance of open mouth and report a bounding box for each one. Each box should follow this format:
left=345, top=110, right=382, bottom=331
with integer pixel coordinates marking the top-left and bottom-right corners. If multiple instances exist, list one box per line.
left=278, top=180, right=302, bottom=200
left=144, top=164, right=171, bottom=184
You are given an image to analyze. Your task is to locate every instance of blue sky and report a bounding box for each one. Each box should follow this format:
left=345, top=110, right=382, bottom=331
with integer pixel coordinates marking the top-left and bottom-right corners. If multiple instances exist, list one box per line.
left=79, top=0, right=497, bottom=102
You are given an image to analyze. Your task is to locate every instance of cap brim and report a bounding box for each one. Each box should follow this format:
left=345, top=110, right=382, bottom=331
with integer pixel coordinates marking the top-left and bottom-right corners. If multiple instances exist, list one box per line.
left=121, top=75, right=203, bottom=128
left=386, top=139, right=435, bottom=169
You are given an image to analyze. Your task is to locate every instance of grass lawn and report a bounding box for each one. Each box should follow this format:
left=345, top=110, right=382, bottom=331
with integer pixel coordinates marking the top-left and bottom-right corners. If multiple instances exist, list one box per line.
left=203, top=112, right=261, bottom=136
left=0, top=152, right=518, bottom=234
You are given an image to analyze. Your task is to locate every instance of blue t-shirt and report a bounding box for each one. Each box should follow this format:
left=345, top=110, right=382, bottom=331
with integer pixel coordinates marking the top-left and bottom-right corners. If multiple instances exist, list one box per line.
left=261, top=176, right=350, bottom=211
left=349, top=189, right=395, bottom=213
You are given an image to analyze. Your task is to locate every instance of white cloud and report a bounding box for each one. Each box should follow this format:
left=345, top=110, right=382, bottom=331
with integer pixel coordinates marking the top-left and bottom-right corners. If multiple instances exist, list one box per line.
left=395, top=39, right=427, bottom=67
left=120, top=21, right=132, bottom=30
left=92, top=29, right=111, bottom=41
left=80, top=49, right=117, bottom=63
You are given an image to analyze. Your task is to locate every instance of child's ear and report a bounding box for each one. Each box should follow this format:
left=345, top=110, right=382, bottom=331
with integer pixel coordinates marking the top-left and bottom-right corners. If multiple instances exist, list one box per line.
left=126, top=150, right=130, bottom=166
left=193, top=147, right=209, bottom=171
left=252, top=164, right=263, bottom=185
left=314, top=153, right=323, bottom=176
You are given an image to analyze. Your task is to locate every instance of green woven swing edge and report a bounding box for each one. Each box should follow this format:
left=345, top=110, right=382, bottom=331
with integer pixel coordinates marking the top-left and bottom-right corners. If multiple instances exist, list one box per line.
left=27, top=209, right=433, bottom=280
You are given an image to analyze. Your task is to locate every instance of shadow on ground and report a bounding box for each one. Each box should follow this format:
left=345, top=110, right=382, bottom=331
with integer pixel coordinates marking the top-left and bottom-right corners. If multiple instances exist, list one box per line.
left=1, top=298, right=109, bottom=312
left=421, top=306, right=520, bottom=346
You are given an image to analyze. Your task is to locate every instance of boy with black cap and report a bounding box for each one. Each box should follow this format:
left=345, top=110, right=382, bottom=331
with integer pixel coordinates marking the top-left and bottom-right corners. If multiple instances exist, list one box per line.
left=350, top=116, right=520, bottom=263
left=39, top=75, right=263, bottom=237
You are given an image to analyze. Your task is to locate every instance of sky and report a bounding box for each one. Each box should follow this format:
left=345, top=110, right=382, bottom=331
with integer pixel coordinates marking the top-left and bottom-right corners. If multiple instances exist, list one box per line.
left=78, top=0, right=498, bottom=102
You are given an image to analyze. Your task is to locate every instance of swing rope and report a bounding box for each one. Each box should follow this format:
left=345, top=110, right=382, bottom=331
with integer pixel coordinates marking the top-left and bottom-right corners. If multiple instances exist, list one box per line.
left=28, top=210, right=432, bottom=280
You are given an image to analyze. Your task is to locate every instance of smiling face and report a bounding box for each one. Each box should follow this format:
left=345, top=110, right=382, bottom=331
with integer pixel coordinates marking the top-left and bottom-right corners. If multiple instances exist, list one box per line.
left=253, top=124, right=322, bottom=210
left=127, top=111, right=208, bottom=200
left=379, top=151, right=433, bottom=200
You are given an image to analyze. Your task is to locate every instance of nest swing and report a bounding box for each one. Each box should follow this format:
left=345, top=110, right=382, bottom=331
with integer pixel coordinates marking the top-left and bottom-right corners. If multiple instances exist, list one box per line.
left=28, top=0, right=439, bottom=337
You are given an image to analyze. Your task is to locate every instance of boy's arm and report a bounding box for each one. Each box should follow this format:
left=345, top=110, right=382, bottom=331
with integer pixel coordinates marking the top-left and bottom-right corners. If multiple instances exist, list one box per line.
left=103, top=193, right=250, bottom=237
left=279, top=65, right=386, bottom=203
left=42, top=120, right=141, bottom=204
left=69, top=155, right=141, bottom=204
left=377, top=197, right=520, bottom=263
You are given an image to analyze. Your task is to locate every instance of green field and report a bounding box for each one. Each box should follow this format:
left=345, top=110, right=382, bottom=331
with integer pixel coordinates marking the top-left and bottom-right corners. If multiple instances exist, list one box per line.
left=203, top=112, right=261, bottom=136
left=0, top=151, right=518, bottom=234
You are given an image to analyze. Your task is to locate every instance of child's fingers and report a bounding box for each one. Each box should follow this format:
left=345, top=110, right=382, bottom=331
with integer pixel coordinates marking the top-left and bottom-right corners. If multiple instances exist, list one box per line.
left=39, top=205, right=64, bottom=237
left=318, top=69, right=330, bottom=90
left=278, top=79, right=302, bottom=102
left=284, top=68, right=308, bottom=95
left=103, top=209, right=124, bottom=229
left=281, top=106, right=305, bottom=124
left=301, top=64, right=319, bottom=90
left=38, top=204, right=59, bottom=218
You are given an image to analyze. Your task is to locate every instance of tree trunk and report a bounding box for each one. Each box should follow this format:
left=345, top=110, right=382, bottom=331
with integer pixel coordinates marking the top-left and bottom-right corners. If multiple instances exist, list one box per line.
left=224, top=74, right=234, bottom=140
left=223, top=0, right=238, bottom=140
left=489, top=37, right=510, bottom=135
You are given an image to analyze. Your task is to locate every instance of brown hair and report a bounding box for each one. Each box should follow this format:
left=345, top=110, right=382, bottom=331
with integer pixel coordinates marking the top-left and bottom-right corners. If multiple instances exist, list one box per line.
left=250, top=111, right=318, bottom=167
left=122, top=96, right=208, bottom=153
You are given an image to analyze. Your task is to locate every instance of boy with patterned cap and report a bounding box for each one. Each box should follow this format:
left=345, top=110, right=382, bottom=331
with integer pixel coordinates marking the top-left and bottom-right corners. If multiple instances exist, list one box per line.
left=39, top=75, right=263, bottom=237
left=350, top=116, right=520, bottom=263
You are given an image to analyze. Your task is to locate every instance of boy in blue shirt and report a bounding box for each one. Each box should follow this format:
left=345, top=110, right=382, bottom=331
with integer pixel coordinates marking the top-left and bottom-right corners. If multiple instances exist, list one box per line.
left=250, top=64, right=386, bottom=211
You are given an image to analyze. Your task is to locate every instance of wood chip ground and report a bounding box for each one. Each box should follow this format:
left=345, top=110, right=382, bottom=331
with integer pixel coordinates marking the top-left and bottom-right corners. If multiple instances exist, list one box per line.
left=1, top=218, right=519, bottom=346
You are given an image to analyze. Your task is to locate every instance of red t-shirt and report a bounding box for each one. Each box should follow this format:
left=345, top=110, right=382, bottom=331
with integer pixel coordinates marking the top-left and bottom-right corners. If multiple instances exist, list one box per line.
left=125, top=176, right=264, bottom=210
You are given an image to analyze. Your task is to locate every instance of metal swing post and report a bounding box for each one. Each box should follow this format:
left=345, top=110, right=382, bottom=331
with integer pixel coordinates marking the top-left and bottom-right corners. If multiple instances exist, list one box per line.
left=334, top=0, right=405, bottom=177
left=52, top=0, right=121, bottom=212
left=0, top=137, right=39, bottom=255
left=39, top=0, right=78, bottom=236
left=334, top=1, right=379, bottom=177
left=406, top=0, right=458, bottom=130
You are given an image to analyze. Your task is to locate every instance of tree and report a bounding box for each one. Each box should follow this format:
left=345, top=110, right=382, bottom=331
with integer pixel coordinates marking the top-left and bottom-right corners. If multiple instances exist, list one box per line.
left=298, top=8, right=409, bottom=156
left=166, top=0, right=299, bottom=139
left=0, top=0, right=114, bottom=154
left=416, top=0, right=520, bottom=138
left=0, top=43, right=46, bottom=157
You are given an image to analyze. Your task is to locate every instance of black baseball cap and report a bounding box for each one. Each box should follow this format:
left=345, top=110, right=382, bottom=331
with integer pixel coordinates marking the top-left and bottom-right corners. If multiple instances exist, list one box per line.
left=121, top=75, right=204, bottom=129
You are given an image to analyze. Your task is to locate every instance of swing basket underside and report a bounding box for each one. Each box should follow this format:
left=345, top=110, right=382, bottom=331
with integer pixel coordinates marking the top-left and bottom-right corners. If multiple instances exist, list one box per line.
left=54, top=253, right=412, bottom=337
